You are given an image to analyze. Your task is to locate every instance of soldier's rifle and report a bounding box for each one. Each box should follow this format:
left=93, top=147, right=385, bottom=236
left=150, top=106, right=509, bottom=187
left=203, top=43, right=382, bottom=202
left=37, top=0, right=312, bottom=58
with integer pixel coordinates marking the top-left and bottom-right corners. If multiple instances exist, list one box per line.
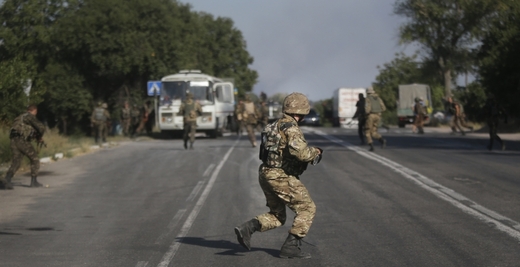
left=32, top=132, right=47, bottom=153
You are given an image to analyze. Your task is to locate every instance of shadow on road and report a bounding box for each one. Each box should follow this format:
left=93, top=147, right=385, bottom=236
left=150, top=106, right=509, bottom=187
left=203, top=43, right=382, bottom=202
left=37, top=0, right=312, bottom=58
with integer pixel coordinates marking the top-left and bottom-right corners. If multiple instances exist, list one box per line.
left=178, top=236, right=279, bottom=257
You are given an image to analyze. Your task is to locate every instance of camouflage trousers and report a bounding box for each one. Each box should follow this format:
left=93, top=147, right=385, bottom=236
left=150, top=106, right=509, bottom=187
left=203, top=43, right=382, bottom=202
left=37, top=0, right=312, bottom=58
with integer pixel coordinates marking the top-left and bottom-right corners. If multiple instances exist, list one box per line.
left=121, top=118, right=131, bottom=136
left=7, top=137, right=40, bottom=177
left=245, top=123, right=257, bottom=146
left=93, top=121, right=107, bottom=143
left=255, top=165, right=316, bottom=238
left=450, top=115, right=472, bottom=133
left=365, top=113, right=382, bottom=144
left=183, top=121, right=197, bottom=143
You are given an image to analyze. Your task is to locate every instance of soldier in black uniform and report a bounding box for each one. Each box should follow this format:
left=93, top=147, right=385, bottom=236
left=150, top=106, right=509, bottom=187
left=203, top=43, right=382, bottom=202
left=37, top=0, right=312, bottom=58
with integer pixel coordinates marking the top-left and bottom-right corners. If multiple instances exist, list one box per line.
left=353, top=93, right=366, bottom=144
left=0, top=105, right=46, bottom=189
left=484, top=94, right=506, bottom=151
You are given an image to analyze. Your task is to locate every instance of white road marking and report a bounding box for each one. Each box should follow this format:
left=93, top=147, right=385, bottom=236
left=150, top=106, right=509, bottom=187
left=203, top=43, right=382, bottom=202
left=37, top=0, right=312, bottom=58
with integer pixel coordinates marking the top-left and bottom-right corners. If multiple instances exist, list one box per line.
left=186, top=181, right=205, bottom=202
left=157, top=139, right=239, bottom=267
left=311, top=129, right=520, bottom=242
left=203, top=164, right=216, bottom=177
left=135, top=261, right=148, bottom=267
left=155, top=209, right=187, bottom=245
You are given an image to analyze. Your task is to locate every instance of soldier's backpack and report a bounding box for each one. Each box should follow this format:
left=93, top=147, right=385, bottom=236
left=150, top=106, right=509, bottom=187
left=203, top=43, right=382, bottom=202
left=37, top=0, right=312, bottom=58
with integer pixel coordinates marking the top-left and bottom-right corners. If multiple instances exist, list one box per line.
left=11, top=113, right=34, bottom=139
left=259, top=119, right=297, bottom=168
left=94, top=107, right=107, bottom=121
left=368, top=95, right=383, bottom=113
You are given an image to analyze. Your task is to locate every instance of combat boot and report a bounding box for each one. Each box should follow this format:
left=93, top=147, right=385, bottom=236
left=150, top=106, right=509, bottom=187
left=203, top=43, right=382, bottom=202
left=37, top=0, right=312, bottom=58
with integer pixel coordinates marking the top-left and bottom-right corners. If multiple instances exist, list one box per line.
left=0, top=172, right=14, bottom=190
left=379, top=138, right=387, bottom=149
left=279, top=233, right=311, bottom=259
left=234, top=218, right=260, bottom=250
left=183, top=140, right=188, bottom=150
left=368, top=143, right=374, bottom=152
left=30, top=176, right=43, bottom=188
left=189, top=142, right=194, bottom=150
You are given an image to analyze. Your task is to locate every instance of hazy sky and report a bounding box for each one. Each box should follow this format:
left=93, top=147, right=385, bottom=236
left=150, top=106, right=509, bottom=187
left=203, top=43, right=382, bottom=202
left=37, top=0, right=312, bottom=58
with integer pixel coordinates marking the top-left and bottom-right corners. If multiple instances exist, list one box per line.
left=183, top=0, right=415, bottom=101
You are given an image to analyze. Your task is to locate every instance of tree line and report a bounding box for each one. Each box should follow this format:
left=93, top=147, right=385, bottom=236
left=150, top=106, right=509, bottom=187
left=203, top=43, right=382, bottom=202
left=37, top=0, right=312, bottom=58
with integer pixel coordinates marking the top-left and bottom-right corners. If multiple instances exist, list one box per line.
left=0, top=0, right=258, bottom=134
left=373, top=0, right=519, bottom=123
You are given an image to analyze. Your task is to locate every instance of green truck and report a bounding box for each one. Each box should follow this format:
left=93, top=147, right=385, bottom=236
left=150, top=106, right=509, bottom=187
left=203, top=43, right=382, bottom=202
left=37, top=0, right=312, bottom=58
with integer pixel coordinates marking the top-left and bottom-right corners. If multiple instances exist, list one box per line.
left=397, top=84, right=432, bottom=128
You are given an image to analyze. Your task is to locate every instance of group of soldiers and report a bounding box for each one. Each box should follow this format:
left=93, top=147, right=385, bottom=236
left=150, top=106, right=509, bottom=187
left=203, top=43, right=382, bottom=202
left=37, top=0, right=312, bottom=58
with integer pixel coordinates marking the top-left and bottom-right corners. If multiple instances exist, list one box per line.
left=353, top=87, right=387, bottom=151
left=90, top=100, right=152, bottom=144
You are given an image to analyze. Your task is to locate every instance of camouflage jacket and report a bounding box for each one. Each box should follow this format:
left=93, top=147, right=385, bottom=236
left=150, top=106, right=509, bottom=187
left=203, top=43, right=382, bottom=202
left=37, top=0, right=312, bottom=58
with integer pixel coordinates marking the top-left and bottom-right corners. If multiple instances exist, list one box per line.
left=11, top=112, right=46, bottom=140
left=263, top=114, right=320, bottom=177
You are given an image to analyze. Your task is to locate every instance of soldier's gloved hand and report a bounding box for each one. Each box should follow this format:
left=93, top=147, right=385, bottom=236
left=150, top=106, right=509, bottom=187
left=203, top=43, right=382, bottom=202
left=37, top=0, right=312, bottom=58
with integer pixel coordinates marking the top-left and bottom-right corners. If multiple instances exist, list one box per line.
left=311, top=147, right=323, bottom=166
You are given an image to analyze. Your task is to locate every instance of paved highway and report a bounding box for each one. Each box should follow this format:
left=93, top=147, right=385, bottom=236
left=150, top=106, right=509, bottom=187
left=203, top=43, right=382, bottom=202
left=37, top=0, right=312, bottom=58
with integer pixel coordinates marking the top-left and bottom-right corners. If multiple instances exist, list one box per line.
left=1, top=127, right=519, bottom=267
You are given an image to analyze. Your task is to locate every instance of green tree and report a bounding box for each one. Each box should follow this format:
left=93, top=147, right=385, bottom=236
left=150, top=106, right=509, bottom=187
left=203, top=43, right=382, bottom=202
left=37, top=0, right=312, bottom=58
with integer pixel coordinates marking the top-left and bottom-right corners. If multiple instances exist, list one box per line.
left=478, top=1, right=520, bottom=117
left=394, top=0, right=501, bottom=97
left=0, top=57, right=33, bottom=125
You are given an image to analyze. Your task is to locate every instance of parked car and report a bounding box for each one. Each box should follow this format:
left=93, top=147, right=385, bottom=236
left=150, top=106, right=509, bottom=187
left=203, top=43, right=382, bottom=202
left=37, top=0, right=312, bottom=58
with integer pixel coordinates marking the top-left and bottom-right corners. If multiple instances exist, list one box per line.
left=299, top=108, right=321, bottom=126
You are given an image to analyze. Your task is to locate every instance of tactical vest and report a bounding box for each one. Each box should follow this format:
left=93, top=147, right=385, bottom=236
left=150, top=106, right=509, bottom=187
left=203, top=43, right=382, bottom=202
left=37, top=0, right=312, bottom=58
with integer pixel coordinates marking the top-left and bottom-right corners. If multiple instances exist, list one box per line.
left=260, top=120, right=295, bottom=168
left=184, top=101, right=197, bottom=120
left=121, top=108, right=130, bottom=119
left=11, top=113, right=34, bottom=138
left=243, top=102, right=257, bottom=123
left=94, top=107, right=107, bottom=121
left=368, top=95, right=383, bottom=113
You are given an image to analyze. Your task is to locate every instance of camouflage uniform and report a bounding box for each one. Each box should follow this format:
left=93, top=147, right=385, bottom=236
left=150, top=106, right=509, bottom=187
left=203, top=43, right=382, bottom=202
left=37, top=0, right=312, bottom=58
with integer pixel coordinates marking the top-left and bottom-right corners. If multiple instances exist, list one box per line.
left=413, top=97, right=426, bottom=134
left=237, top=96, right=259, bottom=147
left=178, top=93, right=202, bottom=149
left=91, top=103, right=110, bottom=144
left=364, top=87, right=387, bottom=151
left=235, top=92, right=322, bottom=259
left=447, top=98, right=473, bottom=135
left=136, top=101, right=151, bottom=135
left=121, top=102, right=131, bottom=136
left=130, top=104, right=141, bottom=137
left=1, top=110, right=46, bottom=189
left=255, top=113, right=320, bottom=237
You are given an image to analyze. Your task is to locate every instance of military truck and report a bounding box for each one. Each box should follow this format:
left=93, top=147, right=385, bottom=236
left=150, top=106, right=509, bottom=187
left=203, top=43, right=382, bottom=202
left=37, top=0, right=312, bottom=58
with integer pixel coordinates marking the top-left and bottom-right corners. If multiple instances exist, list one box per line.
left=397, top=84, right=432, bottom=128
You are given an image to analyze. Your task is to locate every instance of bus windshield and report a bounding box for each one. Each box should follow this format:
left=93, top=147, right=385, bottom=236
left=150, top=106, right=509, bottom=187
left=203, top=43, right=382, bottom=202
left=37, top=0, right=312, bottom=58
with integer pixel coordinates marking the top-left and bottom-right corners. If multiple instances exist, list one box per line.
left=161, top=81, right=214, bottom=105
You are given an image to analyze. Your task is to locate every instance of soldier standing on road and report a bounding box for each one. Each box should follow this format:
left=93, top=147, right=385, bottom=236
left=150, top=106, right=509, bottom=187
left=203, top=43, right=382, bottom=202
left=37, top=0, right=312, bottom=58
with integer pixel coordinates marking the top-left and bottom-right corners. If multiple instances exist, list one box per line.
left=234, top=100, right=244, bottom=136
left=484, top=94, right=506, bottom=151
left=130, top=103, right=141, bottom=138
left=258, top=101, right=269, bottom=130
left=178, top=92, right=202, bottom=149
left=412, top=97, right=426, bottom=134
left=0, top=105, right=46, bottom=190
left=365, top=87, right=387, bottom=151
left=353, top=93, right=366, bottom=144
left=121, top=101, right=131, bottom=136
left=237, top=95, right=259, bottom=147
left=234, top=92, right=322, bottom=259
left=135, top=100, right=151, bottom=136
left=91, top=102, right=110, bottom=144
left=446, top=96, right=473, bottom=135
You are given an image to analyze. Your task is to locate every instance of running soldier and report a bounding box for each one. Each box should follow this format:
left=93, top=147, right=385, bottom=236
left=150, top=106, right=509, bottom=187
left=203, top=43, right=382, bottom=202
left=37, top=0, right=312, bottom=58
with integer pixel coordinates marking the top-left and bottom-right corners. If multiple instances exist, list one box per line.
left=178, top=92, right=202, bottom=149
left=0, top=105, right=46, bottom=189
left=234, top=92, right=323, bottom=259
left=412, top=97, right=426, bottom=134
left=446, top=96, right=473, bottom=135
left=365, top=87, right=387, bottom=151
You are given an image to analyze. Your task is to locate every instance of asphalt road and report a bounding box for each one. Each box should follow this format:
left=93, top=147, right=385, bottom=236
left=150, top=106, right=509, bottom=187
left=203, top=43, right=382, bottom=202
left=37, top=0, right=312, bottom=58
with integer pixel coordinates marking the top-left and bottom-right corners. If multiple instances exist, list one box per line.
left=1, top=126, right=519, bottom=267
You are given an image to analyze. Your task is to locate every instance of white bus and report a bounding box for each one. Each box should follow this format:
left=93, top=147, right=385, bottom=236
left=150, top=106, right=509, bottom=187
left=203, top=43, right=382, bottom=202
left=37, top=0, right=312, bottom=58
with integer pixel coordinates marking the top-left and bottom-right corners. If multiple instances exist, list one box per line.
left=158, top=70, right=235, bottom=138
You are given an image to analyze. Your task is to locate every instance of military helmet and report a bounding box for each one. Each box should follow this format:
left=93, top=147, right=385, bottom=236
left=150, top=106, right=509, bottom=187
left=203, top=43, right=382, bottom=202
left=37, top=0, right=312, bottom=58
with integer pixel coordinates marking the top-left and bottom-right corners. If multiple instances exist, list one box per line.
left=415, top=97, right=420, bottom=102
left=283, top=92, right=310, bottom=115
left=367, top=87, right=375, bottom=94
left=97, top=101, right=102, bottom=107
left=186, top=92, right=193, bottom=99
